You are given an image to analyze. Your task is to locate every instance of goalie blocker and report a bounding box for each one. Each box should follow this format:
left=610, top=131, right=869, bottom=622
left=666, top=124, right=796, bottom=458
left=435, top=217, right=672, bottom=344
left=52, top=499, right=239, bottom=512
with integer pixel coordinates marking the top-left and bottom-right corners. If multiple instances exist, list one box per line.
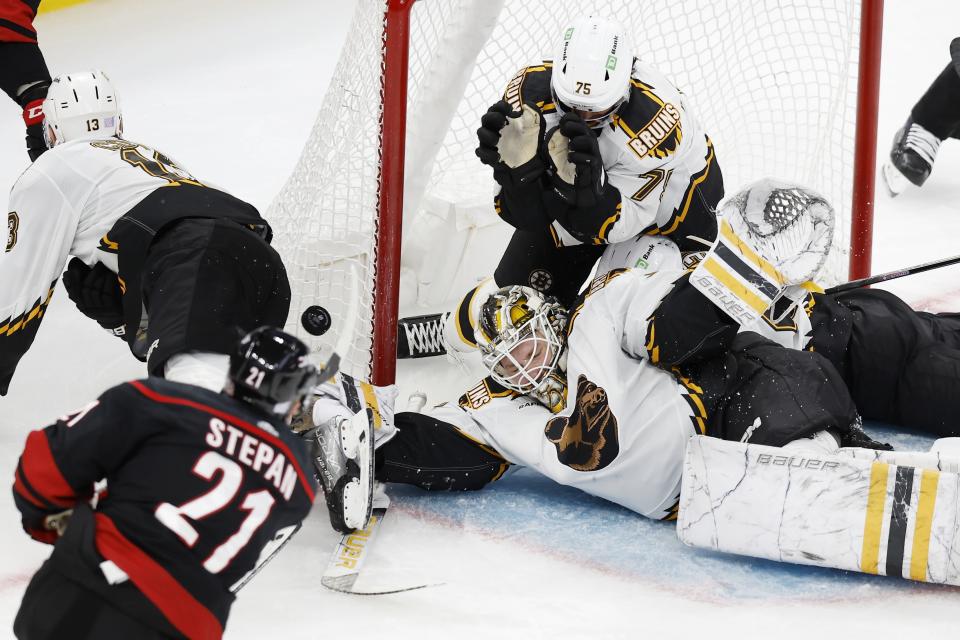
left=678, top=436, right=960, bottom=586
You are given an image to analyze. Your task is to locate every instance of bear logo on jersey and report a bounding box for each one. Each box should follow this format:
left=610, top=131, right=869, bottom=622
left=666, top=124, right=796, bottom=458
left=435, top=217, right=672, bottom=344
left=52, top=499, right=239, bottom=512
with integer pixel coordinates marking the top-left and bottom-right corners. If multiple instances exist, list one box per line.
left=544, top=374, right=619, bottom=471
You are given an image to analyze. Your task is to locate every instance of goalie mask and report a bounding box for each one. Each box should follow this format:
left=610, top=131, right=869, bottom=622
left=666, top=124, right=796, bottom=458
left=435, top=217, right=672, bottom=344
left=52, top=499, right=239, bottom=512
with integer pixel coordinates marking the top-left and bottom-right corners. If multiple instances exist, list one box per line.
left=477, top=286, right=568, bottom=393
left=551, top=15, right=634, bottom=128
left=42, top=70, right=123, bottom=148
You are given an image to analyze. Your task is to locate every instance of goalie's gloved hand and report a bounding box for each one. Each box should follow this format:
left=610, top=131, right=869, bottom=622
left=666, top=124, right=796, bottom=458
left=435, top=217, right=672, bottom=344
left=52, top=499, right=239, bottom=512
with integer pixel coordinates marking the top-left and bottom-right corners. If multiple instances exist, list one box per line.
left=17, top=81, right=50, bottom=162
left=476, top=101, right=546, bottom=189
left=62, top=258, right=126, bottom=337
left=546, top=112, right=607, bottom=207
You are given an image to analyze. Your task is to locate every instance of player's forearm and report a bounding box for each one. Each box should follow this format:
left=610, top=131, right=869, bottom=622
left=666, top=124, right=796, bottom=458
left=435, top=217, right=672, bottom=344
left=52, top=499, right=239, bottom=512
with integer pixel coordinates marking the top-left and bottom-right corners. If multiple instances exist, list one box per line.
left=645, top=273, right=739, bottom=368
left=0, top=42, right=49, bottom=102
left=13, top=429, right=90, bottom=543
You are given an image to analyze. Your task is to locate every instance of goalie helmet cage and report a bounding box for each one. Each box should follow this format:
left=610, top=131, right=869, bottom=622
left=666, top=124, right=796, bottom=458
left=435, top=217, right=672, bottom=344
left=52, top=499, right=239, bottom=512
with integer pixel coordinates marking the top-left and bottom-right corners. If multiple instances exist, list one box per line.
left=269, top=0, right=884, bottom=386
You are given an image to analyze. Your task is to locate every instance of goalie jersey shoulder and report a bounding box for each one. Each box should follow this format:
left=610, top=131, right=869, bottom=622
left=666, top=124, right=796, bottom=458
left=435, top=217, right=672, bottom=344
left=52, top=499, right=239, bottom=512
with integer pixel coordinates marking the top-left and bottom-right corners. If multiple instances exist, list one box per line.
left=502, top=62, right=556, bottom=114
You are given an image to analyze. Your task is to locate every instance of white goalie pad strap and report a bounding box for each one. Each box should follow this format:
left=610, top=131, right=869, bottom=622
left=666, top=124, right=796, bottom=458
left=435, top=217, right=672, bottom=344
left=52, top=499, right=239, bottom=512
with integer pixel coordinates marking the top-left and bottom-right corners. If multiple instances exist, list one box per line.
left=690, top=219, right=789, bottom=325
left=678, top=436, right=960, bottom=585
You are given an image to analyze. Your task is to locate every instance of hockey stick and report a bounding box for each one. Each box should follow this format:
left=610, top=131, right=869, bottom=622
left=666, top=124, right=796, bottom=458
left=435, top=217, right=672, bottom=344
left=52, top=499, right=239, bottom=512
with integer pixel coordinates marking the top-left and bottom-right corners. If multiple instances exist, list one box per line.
left=232, top=267, right=362, bottom=593
left=230, top=523, right=301, bottom=593
left=319, top=394, right=441, bottom=595
left=825, top=253, right=960, bottom=295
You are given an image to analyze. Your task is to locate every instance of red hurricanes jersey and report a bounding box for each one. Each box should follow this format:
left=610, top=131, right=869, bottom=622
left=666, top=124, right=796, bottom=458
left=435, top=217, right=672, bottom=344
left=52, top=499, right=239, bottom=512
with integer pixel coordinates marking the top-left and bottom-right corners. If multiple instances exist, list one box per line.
left=0, top=0, right=40, bottom=43
left=13, top=377, right=317, bottom=639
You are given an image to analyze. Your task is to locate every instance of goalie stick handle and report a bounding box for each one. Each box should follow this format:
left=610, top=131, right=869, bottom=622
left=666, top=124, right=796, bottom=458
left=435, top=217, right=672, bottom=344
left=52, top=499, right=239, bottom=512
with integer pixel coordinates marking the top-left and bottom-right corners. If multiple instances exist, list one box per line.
left=825, top=253, right=960, bottom=294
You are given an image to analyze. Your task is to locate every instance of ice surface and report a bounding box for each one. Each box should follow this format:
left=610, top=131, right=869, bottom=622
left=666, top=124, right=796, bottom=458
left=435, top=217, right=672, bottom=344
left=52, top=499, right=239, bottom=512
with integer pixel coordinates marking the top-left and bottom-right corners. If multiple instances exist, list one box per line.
left=1, top=1, right=960, bottom=637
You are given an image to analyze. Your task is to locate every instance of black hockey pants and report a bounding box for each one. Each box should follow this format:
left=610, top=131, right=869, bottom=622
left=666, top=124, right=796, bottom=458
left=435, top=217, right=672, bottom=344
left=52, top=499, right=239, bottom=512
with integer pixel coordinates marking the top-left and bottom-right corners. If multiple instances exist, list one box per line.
left=912, top=40, right=960, bottom=140
left=810, top=288, right=960, bottom=437
left=141, top=217, right=291, bottom=376
left=696, top=332, right=861, bottom=447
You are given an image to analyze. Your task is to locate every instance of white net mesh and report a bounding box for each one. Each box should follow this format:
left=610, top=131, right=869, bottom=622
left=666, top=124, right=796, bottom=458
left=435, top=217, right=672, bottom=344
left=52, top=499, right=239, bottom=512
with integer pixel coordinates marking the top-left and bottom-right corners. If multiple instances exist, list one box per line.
left=269, top=0, right=866, bottom=378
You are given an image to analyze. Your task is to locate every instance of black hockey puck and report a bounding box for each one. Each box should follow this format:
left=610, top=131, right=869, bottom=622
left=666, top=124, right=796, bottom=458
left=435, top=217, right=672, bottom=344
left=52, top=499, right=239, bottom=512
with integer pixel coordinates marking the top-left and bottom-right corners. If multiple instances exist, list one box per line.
left=300, top=305, right=332, bottom=336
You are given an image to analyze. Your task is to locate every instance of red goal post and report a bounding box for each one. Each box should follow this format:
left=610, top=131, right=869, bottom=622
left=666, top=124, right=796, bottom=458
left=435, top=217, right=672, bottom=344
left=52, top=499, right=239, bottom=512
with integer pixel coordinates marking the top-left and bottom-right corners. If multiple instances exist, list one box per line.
left=270, top=0, right=884, bottom=386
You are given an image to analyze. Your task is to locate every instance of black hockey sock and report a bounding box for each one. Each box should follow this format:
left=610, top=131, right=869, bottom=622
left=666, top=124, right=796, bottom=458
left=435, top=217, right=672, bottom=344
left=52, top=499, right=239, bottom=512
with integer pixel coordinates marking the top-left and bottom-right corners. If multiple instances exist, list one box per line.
left=911, top=61, right=960, bottom=140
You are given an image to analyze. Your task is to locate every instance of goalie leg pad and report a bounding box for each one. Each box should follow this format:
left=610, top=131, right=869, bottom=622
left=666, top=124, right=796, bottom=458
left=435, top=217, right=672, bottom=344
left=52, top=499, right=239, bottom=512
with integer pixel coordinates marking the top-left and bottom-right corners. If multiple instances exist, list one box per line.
left=679, top=436, right=960, bottom=585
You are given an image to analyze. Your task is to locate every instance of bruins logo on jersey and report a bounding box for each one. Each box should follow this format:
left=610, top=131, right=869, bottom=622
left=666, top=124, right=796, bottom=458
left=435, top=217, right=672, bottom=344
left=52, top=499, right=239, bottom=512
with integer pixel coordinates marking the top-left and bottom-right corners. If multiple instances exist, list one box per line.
left=617, top=81, right=684, bottom=160
left=6, top=212, right=19, bottom=252
left=544, top=374, right=619, bottom=472
left=459, top=377, right=516, bottom=410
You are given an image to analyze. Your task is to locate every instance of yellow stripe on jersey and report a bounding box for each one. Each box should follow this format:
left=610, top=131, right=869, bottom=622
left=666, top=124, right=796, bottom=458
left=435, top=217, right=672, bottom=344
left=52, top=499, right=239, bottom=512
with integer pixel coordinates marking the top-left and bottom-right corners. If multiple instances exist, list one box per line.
left=548, top=224, right=562, bottom=248
left=653, top=138, right=715, bottom=237
left=613, top=113, right=638, bottom=139
left=593, top=203, right=622, bottom=244
left=645, top=321, right=659, bottom=364
left=860, top=462, right=890, bottom=575
left=100, top=233, right=119, bottom=251
left=1, top=283, right=56, bottom=337
left=909, top=469, right=940, bottom=581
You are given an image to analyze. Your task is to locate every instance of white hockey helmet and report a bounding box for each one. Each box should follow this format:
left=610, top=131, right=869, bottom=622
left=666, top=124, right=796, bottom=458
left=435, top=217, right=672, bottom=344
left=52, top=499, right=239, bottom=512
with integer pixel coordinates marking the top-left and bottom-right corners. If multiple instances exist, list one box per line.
left=42, top=70, right=122, bottom=148
left=551, top=15, right=634, bottom=127
left=476, top=286, right=568, bottom=393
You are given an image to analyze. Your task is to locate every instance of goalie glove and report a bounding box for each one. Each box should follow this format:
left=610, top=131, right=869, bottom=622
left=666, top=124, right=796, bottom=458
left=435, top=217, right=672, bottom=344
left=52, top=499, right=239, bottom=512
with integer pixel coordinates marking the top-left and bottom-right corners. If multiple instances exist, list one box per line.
left=62, top=258, right=126, bottom=337
left=475, top=101, right=546, bottom=189
left=690, top=179, right=835, bottom=326
left=545, top=112, right=608, bottom=207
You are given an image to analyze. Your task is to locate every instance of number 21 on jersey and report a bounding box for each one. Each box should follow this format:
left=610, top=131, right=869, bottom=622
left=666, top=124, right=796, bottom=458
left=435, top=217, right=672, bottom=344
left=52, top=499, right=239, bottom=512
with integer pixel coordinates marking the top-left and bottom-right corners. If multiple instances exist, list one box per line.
left=155, top=451, right=275, bottom=573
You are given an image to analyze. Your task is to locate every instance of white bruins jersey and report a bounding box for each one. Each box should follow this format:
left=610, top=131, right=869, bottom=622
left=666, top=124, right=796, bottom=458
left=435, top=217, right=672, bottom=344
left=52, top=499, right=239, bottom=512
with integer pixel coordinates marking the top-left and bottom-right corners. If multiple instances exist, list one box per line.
left=1, top=137, right=199, bottom=391
left=503, top=59, right=713, bottom=246
left=436, top=268, right=707, bottom=520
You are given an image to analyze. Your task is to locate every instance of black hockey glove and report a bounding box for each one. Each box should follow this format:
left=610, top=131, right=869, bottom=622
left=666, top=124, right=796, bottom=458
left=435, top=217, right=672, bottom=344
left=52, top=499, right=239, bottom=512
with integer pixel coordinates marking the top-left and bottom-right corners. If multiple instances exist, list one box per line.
left=546, top=112, right=608, bottom=207
left=62, top=258, right=126, bottom=337
left=17, top=80, right=50, bottom=162
left=476, top=100, right=546, bottom=189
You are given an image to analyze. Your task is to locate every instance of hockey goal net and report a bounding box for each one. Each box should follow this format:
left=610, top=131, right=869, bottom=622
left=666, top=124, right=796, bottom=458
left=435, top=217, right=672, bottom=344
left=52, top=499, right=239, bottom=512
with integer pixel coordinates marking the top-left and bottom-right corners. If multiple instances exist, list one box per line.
left=269, top=0, right=882, bottom=384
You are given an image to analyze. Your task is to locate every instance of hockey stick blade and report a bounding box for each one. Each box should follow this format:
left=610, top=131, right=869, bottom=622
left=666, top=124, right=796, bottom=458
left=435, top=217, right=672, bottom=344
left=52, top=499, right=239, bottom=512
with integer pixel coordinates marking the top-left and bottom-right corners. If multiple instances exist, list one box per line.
left=320, top=498, right=443, bottom=595
left=230, top=522, right=302, bottom=593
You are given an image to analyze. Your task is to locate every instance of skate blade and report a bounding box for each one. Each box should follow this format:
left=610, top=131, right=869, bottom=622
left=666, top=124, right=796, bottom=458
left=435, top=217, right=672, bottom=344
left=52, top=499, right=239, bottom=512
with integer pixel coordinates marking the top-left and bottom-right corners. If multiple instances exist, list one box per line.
left=881, top=161, right=910, bottom=197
